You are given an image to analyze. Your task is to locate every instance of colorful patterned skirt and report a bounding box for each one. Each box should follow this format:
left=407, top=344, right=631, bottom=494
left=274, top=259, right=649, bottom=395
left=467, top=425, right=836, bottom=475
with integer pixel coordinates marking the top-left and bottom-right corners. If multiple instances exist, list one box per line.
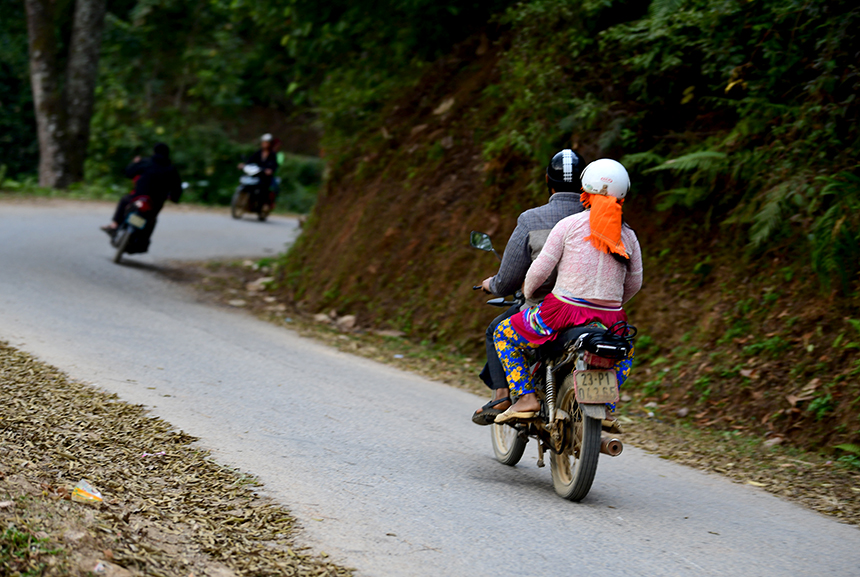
left=495, top=294, right=633, bottom=397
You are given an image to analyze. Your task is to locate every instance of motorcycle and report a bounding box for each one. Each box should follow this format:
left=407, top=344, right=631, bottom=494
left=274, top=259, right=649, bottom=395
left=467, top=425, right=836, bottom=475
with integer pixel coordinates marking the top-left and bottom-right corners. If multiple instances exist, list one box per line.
left=231, top=163, right=272, bottom=221
left=111, top=196, right=156, bottom=264
left=470, top=230, right=635, bottom=501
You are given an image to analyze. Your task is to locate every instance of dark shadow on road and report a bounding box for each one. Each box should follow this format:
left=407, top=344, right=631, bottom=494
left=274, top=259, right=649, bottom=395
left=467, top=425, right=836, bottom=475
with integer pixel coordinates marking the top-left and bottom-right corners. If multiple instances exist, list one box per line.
left=109, top=258, right=166, bottom=274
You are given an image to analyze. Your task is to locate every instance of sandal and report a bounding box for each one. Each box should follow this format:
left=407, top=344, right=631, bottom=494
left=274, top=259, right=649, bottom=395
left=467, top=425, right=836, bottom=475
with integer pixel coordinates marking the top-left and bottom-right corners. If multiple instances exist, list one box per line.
left=494, top=406, right=537, bottom=424
left=471, top=397, right=512, bottom=426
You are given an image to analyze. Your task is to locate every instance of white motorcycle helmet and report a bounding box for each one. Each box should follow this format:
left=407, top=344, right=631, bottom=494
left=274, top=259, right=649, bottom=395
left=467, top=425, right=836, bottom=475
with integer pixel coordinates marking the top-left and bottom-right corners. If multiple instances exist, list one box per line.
left=580, top=159, right=631, bottom=199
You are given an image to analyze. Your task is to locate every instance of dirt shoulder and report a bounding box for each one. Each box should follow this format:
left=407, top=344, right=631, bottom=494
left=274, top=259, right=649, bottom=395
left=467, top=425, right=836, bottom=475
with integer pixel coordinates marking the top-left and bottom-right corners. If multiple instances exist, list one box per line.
left=163, top=258, right=860, bottom=526
left=0, top=342, right=351, bottom=577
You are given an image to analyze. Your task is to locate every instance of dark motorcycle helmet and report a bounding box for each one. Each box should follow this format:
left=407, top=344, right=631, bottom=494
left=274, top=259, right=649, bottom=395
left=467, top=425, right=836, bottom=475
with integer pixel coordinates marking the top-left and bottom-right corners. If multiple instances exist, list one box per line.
left=546, top=149, right=586, bottom=193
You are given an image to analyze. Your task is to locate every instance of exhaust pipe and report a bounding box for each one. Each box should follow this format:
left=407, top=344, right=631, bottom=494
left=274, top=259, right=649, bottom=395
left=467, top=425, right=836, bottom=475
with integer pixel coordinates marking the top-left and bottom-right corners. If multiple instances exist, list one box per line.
left=600, top=434, right=623, bottom=457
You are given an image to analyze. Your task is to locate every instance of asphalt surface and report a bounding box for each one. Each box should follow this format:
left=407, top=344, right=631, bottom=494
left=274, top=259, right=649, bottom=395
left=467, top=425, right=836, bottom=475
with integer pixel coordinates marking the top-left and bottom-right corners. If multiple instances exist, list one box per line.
left=1, top=199, right=859, bottom=577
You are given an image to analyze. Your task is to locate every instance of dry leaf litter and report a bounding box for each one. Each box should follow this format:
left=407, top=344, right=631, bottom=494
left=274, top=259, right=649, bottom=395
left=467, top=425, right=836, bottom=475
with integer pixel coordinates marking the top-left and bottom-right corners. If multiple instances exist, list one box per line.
left=0, top=342, right=352, bottom=577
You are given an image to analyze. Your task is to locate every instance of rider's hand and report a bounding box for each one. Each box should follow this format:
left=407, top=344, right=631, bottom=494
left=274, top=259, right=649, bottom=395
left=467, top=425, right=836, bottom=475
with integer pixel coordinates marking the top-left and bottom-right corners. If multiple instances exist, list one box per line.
left=481, top=277, right=493, bottom=294
left=132, top=155, right=141, bottom=163
left=237, top=163, right=245, bottom=170
left=264, top=169, right=273, bottom=175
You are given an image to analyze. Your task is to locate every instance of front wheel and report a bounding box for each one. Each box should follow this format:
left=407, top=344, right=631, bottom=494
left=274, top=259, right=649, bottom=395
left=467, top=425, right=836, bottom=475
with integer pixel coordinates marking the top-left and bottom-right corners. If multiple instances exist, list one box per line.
left=231, top=188, right=248, bottom=219
left=491, top=423, right=527, bottom=466
left=549, top=380, right=602, bottom=501
left=257, top=203, right=270, bottom=221
left=113, top=227, right=132, bottom=264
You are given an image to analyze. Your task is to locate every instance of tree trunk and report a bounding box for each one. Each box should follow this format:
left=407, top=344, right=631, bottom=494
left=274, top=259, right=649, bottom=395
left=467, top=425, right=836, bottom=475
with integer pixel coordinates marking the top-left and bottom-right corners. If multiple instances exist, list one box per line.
left=24, top=0, right=69, bottom=188
left=65, top=0, right=107, bottom=182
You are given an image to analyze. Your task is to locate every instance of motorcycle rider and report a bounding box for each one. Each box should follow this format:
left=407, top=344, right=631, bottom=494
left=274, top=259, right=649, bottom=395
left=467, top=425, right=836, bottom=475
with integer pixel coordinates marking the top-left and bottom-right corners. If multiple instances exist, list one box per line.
left=472, top=149, right=587, bottom=425
left=238, top=133, right=279, bottom=211
left=493, top=159, right=643, bottom=424
left=101, top=142, right=182, bottom=234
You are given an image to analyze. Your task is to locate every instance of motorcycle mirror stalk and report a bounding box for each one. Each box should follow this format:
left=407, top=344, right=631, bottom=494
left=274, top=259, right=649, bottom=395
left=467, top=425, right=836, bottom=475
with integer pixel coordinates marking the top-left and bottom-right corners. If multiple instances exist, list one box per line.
left=469, top=231, right=503, bottom=262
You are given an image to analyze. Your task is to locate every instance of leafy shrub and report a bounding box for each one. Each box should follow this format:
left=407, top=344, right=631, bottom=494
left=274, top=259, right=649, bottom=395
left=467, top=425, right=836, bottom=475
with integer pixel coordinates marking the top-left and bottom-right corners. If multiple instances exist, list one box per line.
left=742, top=336, right=790, bottom=359
left=480, top=0, right=860, bottom=293
left=0, top=2, right=37, bottom=179
left=809, top=171, right=860, bottom=292
left=807, top=393, right=834, bottom=421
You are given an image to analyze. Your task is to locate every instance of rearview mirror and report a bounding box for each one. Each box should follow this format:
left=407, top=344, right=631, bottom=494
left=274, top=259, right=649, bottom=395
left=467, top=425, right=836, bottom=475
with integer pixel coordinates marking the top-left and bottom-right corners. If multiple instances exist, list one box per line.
left=470, top=231, right=494, bottom=252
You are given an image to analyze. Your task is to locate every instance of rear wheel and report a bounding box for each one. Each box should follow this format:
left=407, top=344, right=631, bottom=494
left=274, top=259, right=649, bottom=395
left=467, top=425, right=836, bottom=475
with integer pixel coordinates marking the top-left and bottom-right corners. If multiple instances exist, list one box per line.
left=231, top=188, right=248, bottom=219
left=113, top=227, right=132, bottom=264
left=550, top=379, right=602, bottom=501
left=491, top=423, right=527, bottom=466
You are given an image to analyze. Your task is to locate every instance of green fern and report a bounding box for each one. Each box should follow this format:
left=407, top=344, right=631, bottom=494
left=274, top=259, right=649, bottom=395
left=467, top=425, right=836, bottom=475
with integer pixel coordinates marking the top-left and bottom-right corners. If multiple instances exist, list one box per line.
left=644, top=150, right=727, bottom=174
left=748, top=197, right=783, bottom=249
left=809, top=170, right=860, bottom=292
left=747, top=181, right=796, bottom=249
left=648, top=0, right=684, bottom=19
left=620, top=151, right=665, bottom=171
left=655, top=187, right=710, bottom=211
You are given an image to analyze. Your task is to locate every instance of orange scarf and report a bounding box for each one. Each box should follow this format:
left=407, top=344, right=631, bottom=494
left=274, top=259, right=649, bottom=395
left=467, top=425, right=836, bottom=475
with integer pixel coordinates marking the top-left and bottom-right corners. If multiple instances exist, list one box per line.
left=580, top=192, right=628, bottom=259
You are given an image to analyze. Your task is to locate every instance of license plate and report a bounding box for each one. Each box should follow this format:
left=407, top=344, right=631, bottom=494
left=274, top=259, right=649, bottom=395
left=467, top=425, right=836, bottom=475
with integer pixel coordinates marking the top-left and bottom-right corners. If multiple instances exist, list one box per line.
left=128, top=214, right=147, bottom=229
left=240, top=176, right=260, bottom=185
left=573, top=370, right=619, bottom=404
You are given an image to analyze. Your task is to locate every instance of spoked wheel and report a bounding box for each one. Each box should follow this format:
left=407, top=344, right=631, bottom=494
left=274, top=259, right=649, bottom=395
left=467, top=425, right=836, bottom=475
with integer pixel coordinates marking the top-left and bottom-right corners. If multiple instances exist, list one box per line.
left=112, top=227, right=132, bottom=264
left=231, top=189, right=248, bottom=219
left=491, top=423, right=527, bottom=466
left=550, top=380, right=602, bottom=501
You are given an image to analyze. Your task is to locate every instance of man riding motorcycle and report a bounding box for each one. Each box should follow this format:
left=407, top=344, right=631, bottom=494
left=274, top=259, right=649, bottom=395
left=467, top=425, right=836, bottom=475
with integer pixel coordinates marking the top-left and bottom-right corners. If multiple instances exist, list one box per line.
left=101, top=142, right=182, bottom=235
left=237, top=133, right=279, bottom=212
left=472, top=149, right=587, bottom=425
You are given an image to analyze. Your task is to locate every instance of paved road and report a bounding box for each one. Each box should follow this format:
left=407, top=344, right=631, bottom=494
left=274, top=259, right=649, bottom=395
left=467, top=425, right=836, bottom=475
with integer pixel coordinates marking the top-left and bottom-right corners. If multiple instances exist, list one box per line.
left=1, top=200, right=859, bottom=577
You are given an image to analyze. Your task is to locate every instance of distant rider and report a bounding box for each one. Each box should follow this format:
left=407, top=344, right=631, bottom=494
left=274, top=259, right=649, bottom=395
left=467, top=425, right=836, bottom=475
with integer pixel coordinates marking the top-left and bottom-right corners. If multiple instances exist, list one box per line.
left=472, top=149, right=587, bottom=425
left=101, top=143, right=182, bottom=234
left=238, top=133, right=279, bottom=211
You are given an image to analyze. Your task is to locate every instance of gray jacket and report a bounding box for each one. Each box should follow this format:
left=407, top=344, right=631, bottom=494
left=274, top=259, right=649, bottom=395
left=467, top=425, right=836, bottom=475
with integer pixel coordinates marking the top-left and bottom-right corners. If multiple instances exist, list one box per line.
left=489, top=192, right=585, bottom=306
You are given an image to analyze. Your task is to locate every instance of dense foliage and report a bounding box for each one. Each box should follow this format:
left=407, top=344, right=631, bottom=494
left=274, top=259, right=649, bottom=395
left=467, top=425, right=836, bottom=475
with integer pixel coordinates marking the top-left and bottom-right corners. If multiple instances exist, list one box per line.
left=295, top=0, right=860, bottom=291
left=484, top=0, right=860, bottom=291
left=1, top=0, right=511, bottom=206
left=0, top=0, right=37, bottom=179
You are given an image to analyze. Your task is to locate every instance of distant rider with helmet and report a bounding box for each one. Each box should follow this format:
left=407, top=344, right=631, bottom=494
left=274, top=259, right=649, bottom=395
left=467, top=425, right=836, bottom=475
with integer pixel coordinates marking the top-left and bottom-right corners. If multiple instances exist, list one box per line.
left=492, top=159, right=643, bottom=424
left=238, top=133, right=279, bottom=212
left=472, top=149, right=588, bottom=425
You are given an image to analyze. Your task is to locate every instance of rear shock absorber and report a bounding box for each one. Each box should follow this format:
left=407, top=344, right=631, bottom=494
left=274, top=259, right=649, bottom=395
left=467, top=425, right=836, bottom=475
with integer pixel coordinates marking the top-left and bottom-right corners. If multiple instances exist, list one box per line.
left=545, top=360, right=556, bottom=426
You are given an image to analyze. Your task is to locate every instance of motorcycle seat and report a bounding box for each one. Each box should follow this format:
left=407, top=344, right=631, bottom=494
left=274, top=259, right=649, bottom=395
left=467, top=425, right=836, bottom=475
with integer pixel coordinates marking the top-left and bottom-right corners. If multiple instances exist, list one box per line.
left=537, top=325, right=600, bottom=358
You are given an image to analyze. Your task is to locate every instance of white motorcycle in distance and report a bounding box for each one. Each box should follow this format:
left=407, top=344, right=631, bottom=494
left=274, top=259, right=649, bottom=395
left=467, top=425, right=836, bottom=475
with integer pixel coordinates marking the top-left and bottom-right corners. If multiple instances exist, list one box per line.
left=471, top=230, right=635, bottom=501
left=231, top=163, right=272, bottom=221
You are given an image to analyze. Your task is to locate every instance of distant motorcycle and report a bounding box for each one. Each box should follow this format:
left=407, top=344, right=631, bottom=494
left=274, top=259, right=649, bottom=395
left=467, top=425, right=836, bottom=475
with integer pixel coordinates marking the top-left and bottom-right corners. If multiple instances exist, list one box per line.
left=471, top=230, right=636, bottom=501
left=111, top=196, right=156, bottom=264
left=231, top=164, right=272, bottom=221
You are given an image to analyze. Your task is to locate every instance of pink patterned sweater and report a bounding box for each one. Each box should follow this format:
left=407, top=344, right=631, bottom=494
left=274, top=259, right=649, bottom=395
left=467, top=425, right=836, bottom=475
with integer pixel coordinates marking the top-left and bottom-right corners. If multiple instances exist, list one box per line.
left=523, top=211, right=643, bottom=307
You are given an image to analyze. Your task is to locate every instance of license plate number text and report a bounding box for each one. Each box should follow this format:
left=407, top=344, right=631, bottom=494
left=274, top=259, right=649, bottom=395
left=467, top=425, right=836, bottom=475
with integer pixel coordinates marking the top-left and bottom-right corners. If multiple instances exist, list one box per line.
left=573, top=370, right=619, bottom=404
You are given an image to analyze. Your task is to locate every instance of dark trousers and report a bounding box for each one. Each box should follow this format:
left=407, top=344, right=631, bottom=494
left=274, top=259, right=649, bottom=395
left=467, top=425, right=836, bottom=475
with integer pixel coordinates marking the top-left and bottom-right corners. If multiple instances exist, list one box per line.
left=479, top=304, right=521, bottom=391
left=112, top=194, right=134, bottom=224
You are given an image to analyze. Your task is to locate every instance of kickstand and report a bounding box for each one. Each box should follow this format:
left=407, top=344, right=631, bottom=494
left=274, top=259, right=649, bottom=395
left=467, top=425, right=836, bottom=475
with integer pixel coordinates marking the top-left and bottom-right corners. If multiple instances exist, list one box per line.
left=536, top=442, right=546, bottom=468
